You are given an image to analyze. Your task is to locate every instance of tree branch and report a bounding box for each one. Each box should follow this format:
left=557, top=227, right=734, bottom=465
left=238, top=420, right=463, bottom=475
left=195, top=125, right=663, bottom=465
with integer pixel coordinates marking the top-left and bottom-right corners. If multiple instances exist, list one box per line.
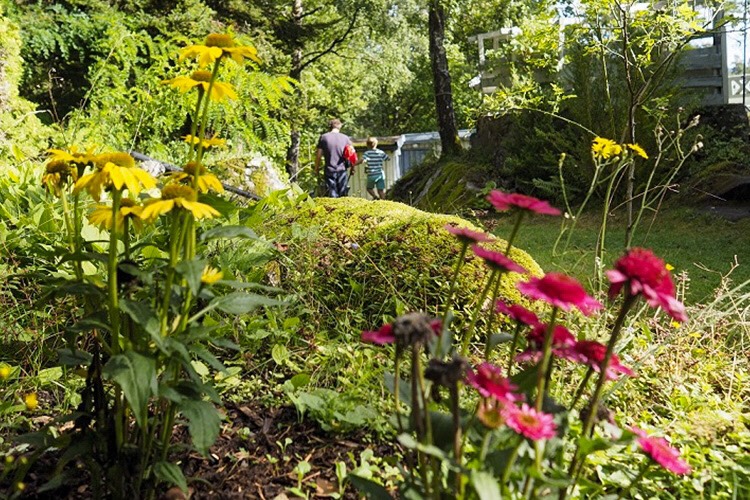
left=299, top=6, right=361, bottom=72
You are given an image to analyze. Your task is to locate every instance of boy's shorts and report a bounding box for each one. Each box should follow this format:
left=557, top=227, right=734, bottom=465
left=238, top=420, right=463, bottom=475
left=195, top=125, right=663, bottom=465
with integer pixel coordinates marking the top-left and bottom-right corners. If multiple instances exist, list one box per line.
left=367, top=175, right=385, bottom=190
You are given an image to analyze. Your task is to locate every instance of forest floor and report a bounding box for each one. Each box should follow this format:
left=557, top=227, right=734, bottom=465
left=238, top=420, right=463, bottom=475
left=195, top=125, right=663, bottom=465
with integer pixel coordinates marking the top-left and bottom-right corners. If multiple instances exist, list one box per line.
left=13, top=401, right=395, bottom=499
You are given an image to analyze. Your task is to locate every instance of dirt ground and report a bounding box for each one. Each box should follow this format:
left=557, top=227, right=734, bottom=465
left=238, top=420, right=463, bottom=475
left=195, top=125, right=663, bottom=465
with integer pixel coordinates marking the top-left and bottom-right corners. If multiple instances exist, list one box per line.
left=6, top=402, right=397, bottom=499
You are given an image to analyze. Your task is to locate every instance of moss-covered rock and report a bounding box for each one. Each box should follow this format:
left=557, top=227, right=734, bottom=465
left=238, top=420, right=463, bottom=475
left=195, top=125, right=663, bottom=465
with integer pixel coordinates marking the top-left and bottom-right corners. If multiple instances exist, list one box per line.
left=253, top=196, right=543, bottom=336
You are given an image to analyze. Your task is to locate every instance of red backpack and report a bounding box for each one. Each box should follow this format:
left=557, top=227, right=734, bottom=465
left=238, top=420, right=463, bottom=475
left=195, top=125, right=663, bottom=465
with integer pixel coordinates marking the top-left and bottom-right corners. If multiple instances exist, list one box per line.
left=343, top=144, right=358, bottom=168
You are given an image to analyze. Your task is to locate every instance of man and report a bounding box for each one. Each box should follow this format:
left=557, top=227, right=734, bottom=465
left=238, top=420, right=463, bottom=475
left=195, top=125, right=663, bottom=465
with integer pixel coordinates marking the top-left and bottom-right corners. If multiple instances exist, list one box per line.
left=315, top=118, right=353, bottom=197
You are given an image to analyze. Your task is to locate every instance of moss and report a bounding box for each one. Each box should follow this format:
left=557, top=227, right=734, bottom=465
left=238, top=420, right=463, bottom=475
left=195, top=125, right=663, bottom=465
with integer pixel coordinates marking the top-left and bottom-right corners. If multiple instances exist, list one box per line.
left=389, top=153, right=494, bottom=214
left=253, top=196, right=543, bottom=336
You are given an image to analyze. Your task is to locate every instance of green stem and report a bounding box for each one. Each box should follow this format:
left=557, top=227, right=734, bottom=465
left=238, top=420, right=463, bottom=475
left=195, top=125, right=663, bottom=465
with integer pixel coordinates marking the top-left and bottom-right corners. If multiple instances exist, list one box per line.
left=571, top=367, right=594, bottom=409
left=438, top=242, right=469, bottom=354
left=394, top=350, right=404, bottom=433
left=616, top=462, right=651, bottom=500
left=187, top=90, right=205, bottom=162
left=500, top=440, right=522, bottom=492
left=484, top=272, right=504, bottom=359
left=534, top=307, right=559, bottom=411
left=567, top=294, right=638, bottom=486
left=160, top=212, right=183, bottom=335
left=506, top=323, right=522, bottom=377
left=195, top=60, right=223, bottom=166
left=460, top=270, right=499, bottom=356
left=108, top=190, right=122, bottom=353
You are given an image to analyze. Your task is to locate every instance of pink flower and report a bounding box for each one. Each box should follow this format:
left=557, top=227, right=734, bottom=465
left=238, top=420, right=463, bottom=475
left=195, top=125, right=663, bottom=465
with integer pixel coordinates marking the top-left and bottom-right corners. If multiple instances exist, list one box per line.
left=606, top=248, right=687, bottom=322
left=361, top=323, right=395, bottom=345
left=518, top=272, right=602, bottom=316
left=495, top=300, right=539, bottom=326
left=429, top=319, right=442, bottom=336
left=472, top=245, right=527, bottom=274
left=515, top=323, right=577, bottom=363
left=487, top=190, right=561, bottom=216
left=466, top=363, right=523, bottom=402
left=566, top=340, right=635, bottom=380
left=444, top=224, right=493, bottom=244
left=631, top=426, right=692, bottom=475
left=504, top=403, right=557, bottom=440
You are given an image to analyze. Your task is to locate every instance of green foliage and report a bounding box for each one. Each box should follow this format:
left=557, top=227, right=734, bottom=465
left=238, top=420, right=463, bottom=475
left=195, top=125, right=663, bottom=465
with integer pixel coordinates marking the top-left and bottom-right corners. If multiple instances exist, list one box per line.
left=0, top=6, right=51, bottom=161
left=250, top=196, right=542, bottom=336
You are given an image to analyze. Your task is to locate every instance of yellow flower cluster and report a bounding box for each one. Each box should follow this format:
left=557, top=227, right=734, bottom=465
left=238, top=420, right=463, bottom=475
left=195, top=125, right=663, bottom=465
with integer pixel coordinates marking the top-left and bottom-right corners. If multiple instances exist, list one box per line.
left=591, top=137, right=649, bottom=161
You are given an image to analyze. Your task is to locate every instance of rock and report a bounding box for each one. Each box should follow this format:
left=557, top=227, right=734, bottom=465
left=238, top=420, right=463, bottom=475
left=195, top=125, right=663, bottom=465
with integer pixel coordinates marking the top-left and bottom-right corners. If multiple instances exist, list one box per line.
left=253, top=197, right=543, bottom=333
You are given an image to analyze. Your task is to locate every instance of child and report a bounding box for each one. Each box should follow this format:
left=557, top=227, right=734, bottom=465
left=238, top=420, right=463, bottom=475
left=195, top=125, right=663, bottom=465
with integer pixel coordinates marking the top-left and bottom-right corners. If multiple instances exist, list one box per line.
left=359, top=137, right=389, bottom=200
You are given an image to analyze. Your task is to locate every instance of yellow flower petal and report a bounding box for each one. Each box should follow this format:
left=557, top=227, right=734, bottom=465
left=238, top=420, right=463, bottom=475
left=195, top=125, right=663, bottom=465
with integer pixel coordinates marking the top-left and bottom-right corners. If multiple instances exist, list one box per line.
left=24, top=393, right=38, bottom=411
left=201, top=266, right=224, bottom=284
left=0, top=365, right=11, bottom=380
left=179, top=199, right=220, bottom=219
left=140, top=199, right=176, bottom=220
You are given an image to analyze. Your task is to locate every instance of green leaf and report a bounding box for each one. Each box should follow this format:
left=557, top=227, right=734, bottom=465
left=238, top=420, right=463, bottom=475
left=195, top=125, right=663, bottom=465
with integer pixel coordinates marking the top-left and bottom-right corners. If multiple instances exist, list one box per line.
left=57, top=348, right=92, bottom=366
left=348, top=475, right=393, bottom=500
left=384, top=372, right=413, bottom=407
left=487, top=332, right=513, bottom=353
left=102, top=352, right=157, bottom=427
left=154, top=461, right=188, bottom=493
left=578, top=435, right=613, bottom=455
left=200, top=225, right=259, bottom=242
left=211, top=292, right=284, bottom=314
left=37, top=367, right=62, bottom=385
left=176, top=259, right=205, bottom=295
left=471, top=470, right=502, bottom=500
left=271, top=344, right=289, bottom=366
left=179, top=400, right=221, bottom=455
left=289, top=373, right=311, bottom=388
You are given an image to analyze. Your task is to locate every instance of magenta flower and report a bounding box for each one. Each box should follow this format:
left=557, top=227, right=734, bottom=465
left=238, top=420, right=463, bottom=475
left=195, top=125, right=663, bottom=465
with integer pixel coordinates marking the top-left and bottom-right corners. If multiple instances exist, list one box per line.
left=495, top=300, right=539, bottom=326
left=516, top=323, right=577, bottom=363
left=504, top=403, right=557, bottom=440
left=444, top=224, right=493, bottom=244
left=631, top=426, right=692, bottom=475
left=466, top=363, right=523, bottom=402
left=472, top=245, right=527, bottom=274
left=361, top=323, right=395, bottom=345
left=566, top=340, right=635, bottom=380
left=606, top=248, right=687, bottom=322
left=487, top=190, right=561, bottom=216
left=518, top=272, right=602, bottom=316
left=429, top=319, right=442, bottom=336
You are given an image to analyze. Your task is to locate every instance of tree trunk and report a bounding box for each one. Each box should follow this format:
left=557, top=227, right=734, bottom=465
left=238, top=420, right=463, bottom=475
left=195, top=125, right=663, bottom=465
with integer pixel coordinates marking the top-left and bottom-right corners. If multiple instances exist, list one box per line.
left=285, top=0, right=304, bottom=180
left=428, top=0, right=461, bottom=157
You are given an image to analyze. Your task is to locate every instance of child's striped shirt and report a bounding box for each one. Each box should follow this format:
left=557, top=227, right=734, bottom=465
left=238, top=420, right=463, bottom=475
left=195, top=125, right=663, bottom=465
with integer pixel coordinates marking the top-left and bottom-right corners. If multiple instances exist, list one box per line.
left=362, top=148, right=388, bottom=176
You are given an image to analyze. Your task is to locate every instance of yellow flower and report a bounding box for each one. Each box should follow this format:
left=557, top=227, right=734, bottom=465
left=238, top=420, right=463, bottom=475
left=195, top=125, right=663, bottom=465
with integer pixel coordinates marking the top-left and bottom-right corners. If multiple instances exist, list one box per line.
left=140, top=185, right=220, bottom=220
left=670, top=320, right=681, bottom=328
left=88, top=198, right=145, bottom=232
left=179, top=33, right=261, bottom=67
left=0, top=365, right=11, bottom=380
left=627, top=143, right=649, bottom=159
left=665, top=263, right=675, bottom=271
left=169, top=162, right=224, bottom=194
left=42, top=160, right=77, bottom=193
left=183, top=135, right=227, bottom=149
left=74, top=152, right=157, bottom=199
left=24, top=393, right=38, bottom=411
left=47, top=145, right=96, bottom=166
left=201, top=266, right=223, bottom=284
left=163, top=71, right=237, bottom=102
left=592, top=137, right=623, bottom=160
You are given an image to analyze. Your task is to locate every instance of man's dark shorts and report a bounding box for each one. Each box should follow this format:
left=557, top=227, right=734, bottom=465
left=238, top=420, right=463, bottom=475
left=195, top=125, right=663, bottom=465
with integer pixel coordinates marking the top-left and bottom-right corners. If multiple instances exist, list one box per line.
left=325, top=170, right=349, bottom=198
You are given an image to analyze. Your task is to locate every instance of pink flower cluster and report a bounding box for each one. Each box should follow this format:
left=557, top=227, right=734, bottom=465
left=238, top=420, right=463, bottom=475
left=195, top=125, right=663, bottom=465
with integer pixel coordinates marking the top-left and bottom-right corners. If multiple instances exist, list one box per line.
left=467, top=362, right=558, bottom=441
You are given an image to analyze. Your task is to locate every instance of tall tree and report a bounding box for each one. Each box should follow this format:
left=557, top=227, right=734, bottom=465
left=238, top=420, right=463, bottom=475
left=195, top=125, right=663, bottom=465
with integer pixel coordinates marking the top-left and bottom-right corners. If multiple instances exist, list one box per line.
left=428, top=0, right=461, bottom=157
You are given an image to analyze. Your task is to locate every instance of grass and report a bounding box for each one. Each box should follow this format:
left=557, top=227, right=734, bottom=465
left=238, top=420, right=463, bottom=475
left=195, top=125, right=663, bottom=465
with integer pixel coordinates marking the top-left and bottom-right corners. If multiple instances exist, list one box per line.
left=484, top=205, right=750, bottom=304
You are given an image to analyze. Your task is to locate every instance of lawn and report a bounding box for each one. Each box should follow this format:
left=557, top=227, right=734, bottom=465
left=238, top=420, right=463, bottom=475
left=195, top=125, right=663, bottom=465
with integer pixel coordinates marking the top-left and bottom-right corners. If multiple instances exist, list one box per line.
left=484, top=205, right=750, bottom=304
